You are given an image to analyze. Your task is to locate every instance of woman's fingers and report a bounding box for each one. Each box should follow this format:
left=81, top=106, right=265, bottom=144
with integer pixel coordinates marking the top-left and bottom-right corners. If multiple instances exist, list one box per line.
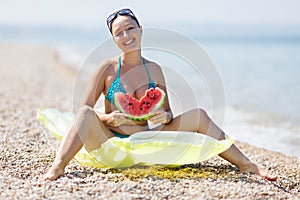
left=113, top=111, right=138, bottom=126
left=151, top=119, right=164, bottom=124
left=125, top=118, right=137, bottom=125
left=114, top=110, right=170, bottom=125
left=107, top=111, right=127, bottom=126
left=153, top=109, right=164, bottom=115
left=149, top=111, right=167, bottom=124
left=112, top=111, right=127, bottom=119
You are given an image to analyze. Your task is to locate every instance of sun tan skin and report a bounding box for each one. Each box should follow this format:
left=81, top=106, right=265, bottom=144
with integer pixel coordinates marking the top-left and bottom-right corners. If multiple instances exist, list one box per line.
left=43, top=15, right=277, bottom=181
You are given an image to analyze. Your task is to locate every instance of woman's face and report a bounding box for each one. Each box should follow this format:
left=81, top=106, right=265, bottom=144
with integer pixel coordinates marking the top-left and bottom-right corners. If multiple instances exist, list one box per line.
left=111, top=15, right=142, bottom=53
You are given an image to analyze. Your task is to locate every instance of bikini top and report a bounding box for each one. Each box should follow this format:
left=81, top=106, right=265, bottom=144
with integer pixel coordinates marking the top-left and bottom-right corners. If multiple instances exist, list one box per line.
left=105, top=57, right=156, bottom=104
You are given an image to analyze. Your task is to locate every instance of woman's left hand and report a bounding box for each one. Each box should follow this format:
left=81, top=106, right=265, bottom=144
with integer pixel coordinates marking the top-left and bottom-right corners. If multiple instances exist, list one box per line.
left=148, top=109, right=172, bottom=124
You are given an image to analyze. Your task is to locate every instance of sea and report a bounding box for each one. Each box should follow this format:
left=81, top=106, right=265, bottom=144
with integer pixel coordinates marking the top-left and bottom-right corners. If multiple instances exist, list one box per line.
left=1, top=24, right=299, bottom=158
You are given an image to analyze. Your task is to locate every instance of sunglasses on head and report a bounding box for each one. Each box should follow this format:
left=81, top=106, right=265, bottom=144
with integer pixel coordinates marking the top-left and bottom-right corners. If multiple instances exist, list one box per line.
left=106, top=8, right=140, bottom=33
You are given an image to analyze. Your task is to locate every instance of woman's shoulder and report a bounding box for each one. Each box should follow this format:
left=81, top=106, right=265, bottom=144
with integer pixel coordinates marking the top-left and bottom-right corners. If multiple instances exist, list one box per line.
left=94, top=57, right=119, bottom=75
left=98, top=57, right=118, bottom=69
left=143, top=58, right=162, bottom=71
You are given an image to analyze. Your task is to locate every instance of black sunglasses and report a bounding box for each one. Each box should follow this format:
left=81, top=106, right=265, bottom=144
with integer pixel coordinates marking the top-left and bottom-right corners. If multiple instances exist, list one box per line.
left=106, top=8, right=140, bottom=33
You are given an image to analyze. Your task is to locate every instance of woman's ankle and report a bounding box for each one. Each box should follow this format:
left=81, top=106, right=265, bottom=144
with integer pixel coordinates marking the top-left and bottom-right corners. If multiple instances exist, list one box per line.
left=52, top=158, right=68, bottom=170
left=237, top=161, right=256, bottom=172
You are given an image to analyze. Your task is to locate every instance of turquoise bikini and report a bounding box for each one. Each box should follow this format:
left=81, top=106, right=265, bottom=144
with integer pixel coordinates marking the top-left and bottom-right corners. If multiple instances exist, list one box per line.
left=105, top=57, right=156, bottom=104
left=105, top=57, right=156, bottom=138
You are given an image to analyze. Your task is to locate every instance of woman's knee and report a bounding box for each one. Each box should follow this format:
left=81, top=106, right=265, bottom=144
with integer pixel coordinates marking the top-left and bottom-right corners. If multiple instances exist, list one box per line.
left=77, top=105, right=96, bottom=121
left=191, top=108, right=208, bottom=118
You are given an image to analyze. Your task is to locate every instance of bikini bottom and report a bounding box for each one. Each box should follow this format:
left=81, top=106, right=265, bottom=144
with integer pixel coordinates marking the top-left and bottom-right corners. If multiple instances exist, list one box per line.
left=111, top=130, right=130, bottom=138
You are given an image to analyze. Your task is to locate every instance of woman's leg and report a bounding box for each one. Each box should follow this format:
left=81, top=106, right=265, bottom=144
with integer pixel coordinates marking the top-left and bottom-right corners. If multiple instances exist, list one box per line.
left=155, top=108, right=277, bottom=181
left=43, top=105, right=114, bottom=181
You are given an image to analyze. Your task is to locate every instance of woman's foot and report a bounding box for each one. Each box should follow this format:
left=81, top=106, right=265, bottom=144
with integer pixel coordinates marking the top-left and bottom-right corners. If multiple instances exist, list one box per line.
left=239, top=162, right=277, bottom=181
left=43, top=163, right=65, bottom=181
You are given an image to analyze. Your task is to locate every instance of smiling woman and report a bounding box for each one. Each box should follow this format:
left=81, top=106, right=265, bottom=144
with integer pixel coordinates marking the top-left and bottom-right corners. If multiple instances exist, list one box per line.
left=109, top=14, right=142, bottom=53
left=41, top=8, right=277, bottom=181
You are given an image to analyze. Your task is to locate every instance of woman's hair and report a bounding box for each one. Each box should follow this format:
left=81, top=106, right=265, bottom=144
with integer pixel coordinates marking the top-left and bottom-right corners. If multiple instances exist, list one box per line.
left=106, top=8, right=140, bottom=33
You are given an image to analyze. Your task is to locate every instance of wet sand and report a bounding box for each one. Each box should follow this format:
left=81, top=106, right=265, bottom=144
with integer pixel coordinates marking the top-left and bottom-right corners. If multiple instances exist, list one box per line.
left=0, top=43, right=299, bottom=199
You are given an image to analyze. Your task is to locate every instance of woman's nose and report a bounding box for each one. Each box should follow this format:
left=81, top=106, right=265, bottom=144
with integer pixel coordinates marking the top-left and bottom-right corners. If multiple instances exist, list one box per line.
left=123, top=30, right=130, bottom=38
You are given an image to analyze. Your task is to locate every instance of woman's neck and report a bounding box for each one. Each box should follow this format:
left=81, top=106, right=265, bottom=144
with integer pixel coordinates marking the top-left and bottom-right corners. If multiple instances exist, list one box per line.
left=121, top=50, right=143, bottom=67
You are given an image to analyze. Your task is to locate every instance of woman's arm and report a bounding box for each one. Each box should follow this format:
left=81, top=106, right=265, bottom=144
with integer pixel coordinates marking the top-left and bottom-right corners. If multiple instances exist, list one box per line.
left=80, top=60, right=137, bottom=127
left=81, top=60, right=110, bottom=107
left=149, top=63, right=173, bottom=125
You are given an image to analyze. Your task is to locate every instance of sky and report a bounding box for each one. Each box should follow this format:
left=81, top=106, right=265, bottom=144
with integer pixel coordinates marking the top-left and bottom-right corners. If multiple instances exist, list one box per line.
left=0, top=0, right=300, bottom=28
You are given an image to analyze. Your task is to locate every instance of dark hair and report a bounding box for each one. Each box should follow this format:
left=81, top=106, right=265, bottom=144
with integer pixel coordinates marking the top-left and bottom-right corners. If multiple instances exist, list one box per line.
left=106, top=8, right=140, bottom=33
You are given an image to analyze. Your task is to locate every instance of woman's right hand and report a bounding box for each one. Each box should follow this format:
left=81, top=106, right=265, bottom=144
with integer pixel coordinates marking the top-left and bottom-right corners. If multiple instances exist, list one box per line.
left=104, top=110, right=136, bottom=127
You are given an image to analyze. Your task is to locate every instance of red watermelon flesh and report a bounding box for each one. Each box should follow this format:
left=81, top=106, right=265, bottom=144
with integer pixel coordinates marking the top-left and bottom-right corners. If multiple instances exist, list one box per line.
left=114, top=87, right=166, bottom=121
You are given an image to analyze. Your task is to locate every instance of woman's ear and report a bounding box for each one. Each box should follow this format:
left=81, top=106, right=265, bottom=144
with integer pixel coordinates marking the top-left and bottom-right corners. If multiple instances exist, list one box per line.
left=139, top=26, right=143, bottom=36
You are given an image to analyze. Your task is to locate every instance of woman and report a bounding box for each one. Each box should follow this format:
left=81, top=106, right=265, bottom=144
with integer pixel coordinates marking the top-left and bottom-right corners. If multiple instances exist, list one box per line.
left=43, top=8, right=277, bottom=181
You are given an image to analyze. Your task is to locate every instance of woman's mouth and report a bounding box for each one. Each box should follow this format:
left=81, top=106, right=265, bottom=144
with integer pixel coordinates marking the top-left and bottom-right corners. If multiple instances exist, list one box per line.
left=124, top=39, right=135, bottom=47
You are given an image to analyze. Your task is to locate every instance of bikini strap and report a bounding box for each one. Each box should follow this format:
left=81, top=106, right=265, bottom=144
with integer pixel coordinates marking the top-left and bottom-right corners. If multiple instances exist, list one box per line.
left=117, top=56, right=122, bottom=77
left=142, top=58, right=155, bottom=87
left=118, top=57, right=155, bottom=87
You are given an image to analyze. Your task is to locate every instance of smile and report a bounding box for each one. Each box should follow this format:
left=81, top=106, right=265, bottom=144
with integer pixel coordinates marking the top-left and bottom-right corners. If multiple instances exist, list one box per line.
left=124, top=39, right=135, bottom=46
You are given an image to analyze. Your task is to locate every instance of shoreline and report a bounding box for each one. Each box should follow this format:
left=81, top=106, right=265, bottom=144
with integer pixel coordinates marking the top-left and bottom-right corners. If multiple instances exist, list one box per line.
left=223, top=106, right=300, bottom=158
left=0, top=43, right=299, bottom=199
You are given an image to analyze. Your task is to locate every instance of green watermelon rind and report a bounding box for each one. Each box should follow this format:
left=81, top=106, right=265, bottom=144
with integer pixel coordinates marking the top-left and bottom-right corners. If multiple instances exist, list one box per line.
left=128, top=92, right=165, bottom=121
left=114, top=87, right=166, bottom=121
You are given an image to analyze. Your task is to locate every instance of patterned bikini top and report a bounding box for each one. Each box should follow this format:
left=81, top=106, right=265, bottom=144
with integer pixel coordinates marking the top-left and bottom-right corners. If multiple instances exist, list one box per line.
left=105, top=57, right=156, bottom=104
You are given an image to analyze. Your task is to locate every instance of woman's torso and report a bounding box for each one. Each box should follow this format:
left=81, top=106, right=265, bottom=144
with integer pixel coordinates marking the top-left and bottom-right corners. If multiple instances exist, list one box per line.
left=102, top=56, right=159, bottom=134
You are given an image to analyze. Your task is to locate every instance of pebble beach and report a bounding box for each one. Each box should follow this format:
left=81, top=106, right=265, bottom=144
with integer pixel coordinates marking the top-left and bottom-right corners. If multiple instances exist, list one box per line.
left=0, top=43, right=299, bottom=199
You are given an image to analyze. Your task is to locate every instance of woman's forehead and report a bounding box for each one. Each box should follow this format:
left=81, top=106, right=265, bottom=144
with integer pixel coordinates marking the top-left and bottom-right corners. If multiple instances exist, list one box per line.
left=111, top=15, right=138, bottom=32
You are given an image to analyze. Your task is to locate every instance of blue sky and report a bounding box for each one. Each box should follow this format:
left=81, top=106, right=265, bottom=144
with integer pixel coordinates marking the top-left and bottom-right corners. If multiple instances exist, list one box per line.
left=0, top=0, right=300, bottom=28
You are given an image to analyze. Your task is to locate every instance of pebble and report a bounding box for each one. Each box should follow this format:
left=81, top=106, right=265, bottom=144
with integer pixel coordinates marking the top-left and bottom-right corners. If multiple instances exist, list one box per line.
left=0, top=44, right=299, bottom=200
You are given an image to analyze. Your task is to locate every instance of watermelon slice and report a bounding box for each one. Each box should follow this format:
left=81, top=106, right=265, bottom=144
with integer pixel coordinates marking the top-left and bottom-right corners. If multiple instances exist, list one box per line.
left=114, top=87, right=166, bottom=121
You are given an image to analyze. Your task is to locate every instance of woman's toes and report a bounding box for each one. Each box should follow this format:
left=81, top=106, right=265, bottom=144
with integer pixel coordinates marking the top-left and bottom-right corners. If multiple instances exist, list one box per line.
left=239, top=162, right=277, bottom=181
